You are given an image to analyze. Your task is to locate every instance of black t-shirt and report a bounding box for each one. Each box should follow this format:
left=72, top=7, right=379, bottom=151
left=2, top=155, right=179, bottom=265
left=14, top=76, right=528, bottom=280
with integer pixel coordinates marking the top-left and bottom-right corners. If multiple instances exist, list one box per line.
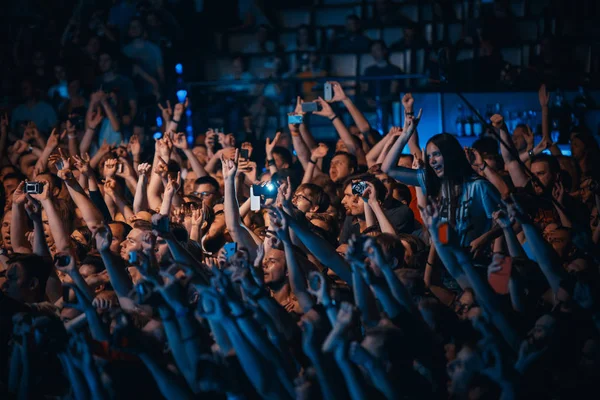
left=363, top=63, right=404, bottom=98
left=339, top=203, right=415, bottom=244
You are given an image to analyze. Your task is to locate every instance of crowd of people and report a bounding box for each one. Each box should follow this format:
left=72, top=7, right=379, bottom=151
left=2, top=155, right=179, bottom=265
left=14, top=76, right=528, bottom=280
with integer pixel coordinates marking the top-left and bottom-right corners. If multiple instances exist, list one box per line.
left=1, top=74, right=600, bottom=399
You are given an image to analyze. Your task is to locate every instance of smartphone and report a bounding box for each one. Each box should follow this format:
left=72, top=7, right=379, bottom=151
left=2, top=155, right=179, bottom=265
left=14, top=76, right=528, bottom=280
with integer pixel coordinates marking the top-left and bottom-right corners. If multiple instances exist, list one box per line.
left=324, top=82, right=333, bottom=101
left=288, top=114, right=303, bottom=125
left=55, top=254, right=71, bottom=268
left=437, top=222, right=449, bottom=245
left=301, top=102, right=321, bottom=113
left=129, top=251, right=138, bottom=264
left=488, top=255, right=512, bottom=295
left=252, top=181, right=278, bottom=199
left=308, top=273, right=322, bottom=292
left=351, top=181, right=368, bottom=196
left=223, top=242, right=238, bottom=260
left=250, top=185, right=261, bottom=211
left=117, top=163, right=124, bottom=174
left=24, top=181, right=44, bottom=195
left=240, top=148, right=249, bottom=160
left=55, top=159, right=64, bottom=171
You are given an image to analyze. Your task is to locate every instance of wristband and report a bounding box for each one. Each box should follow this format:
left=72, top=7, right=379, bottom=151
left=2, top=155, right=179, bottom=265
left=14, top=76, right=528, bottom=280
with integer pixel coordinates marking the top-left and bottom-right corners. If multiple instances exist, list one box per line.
left=528, top=149, right=535, bottom=159
left=68, top=134, right=77, bottom=139
left=329, top=115, right=338, bottom=122
left=309, top=158, right=317, bottom=165
left=267, top=158, right=275, bottom=167
left=404, top=111, right=415, bottom=116
left=172, top=118, right=180, bottom=124
left=479, top=163, right=487, bottom=172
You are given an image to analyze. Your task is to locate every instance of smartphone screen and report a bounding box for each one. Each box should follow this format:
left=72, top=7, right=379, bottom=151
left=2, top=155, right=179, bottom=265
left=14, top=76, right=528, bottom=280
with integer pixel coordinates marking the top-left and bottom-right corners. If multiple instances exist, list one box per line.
left=488, top=255, right=512, bottom=295
left=223, top=242, right=238, bottom=259
left=240, top=149, right=249, bottom=160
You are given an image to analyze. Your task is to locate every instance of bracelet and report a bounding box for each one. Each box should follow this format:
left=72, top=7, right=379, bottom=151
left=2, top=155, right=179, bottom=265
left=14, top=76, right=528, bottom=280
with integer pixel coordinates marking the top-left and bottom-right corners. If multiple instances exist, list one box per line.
left=528, top=149, right=535, bottom=159
left=404, top=111, right=415, bottom=116
left=267, top=158, right=275, bottom=166
left=309, top=158, right=317, bottom=164
left=291, top=132, right=300, bottom=137
left=172, top=118, right=180, bottom=124
left=68, top=134, right=77, bottom=139
left=329, top=115, right=338, bottom=122
left=479, top=162, right=487, bottom=172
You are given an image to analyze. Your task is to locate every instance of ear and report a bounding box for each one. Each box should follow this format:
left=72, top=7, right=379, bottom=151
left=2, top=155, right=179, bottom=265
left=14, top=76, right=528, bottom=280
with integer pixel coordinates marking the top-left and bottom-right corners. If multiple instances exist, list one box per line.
left=95, top=284, right=105, bottom=293
left=391, top=257, right=400, bottom=269
left=52, top=186, right=61, bottom=197
left=309, top=205, right=320, bottom=213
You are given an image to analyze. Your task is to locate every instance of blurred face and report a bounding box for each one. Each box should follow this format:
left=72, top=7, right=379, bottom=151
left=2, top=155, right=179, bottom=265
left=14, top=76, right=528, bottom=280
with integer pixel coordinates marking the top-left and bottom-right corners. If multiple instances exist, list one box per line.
left=426, top=142, right=444, bottom=178
left=543, top=224, right=571, bottom=258
left=2, top=211, right=12, bottom=250
left=232, top=58, right=244, bottom=75
left=580, top=178, right=595, bottom=205
left=193, top=183, right=219, bottom=208
left=54, top=65, right=66, bottom=81
left=527, top=314, right=555, bottom=348
left=41, top=210, right=56, bottom=254
left=3, top=177, right=19, bottom=198
left=184, top=170, right=197, bottom=195
left=346, top=17, right=359, bottom=33
left=330, top=154, right=353, bottom=183
left=342, top=184, right=364, bottom=216
left=447, top=346, right=480, bottom=395
left=99, top=53, right=113, bottom=73
left=272, top=153, right=288, bottom=170
left=371, top=43, right=385, bottom=62
left=120, top=228, right=145, bottom=261
left=155, top=236, right=171, bottom=267
left=570, top=137, right=586, bottom=161
left=128, top=20, right=143, bottom=39
left=531, top=160, right=556, bottom=195
left=512, top=126, right=527, bottom=152
left=292, top=188, right=315, bottom=213
left=262, top=248, right=286, bottom=284
left=335, top=139, right=348, bottom=153
left=453, top=291, right=478, bottom=321
left=2, top=262, right=33, bottom=302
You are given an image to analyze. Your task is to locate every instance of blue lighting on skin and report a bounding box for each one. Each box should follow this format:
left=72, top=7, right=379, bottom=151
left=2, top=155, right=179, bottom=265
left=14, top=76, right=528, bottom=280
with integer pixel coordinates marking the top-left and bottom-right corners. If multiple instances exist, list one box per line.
left=153, top=132, right=163, bottom=140
left=176, top=90, right=187, bottom=103
left=175, top=63, right=183, bottom=75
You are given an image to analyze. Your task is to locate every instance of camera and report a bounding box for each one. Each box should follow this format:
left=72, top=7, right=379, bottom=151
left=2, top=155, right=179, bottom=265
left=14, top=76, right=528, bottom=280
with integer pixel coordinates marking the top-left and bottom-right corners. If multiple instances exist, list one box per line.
left=24, top=181, right=44, bottom=195
left=301, top=102, right=322, bottom=113
left=251, top=181, right=279, bottom=199
left=351, top=181, right=368, bottom=196
left=288, top=114, right=303, bottom=124
left=54, top=254, right=71, bottom=268
left=117, top=163, right=124, bottom=174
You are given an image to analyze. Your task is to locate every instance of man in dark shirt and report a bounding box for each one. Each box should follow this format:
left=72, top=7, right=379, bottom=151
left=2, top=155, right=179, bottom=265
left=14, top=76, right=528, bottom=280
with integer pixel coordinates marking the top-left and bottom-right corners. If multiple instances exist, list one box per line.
left=361, top=41, right=404, bottom=130
left=331, top=15, right=372, bottom=53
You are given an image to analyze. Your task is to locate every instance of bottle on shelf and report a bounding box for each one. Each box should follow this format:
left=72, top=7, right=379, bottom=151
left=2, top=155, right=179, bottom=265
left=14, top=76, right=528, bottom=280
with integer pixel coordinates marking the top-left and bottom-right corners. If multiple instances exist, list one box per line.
left=456, top=104, right=465, bottom=137
left=465, top=114, right=473, bottom=137
left=472, top=111, right=483, bottom=136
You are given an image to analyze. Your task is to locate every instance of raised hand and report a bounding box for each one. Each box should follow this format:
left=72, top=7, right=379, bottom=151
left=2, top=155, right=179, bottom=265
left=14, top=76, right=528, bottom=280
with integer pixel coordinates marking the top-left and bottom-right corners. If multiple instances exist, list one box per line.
left=388, top=126, right=403, bottom=138
left=103, top=158, right=118, bottom=179
left=158, top=100, right=173, bottom=122
left=492, top=209, right=512, bottom=229
left=310, top=143, right=329, bottom=159
left=552, top=180, right=565, bottom=205
left=197, top=288, right=227, bottom=321
left=12, top=181, right=27, bottom=206
left=46, top=128, right=66, bottom=149
left=490, top=114, right=506, bottom=131
left=268, top=207, right=290, bottom=242
left=361, top=181, right=378, bottom=204
left=24, top=197, right=42, bottom=223
left=72, top=152, right=91, bottom=176
left=29, top=180, right=50, bottom=202
left=403, top=108, right=423, bottom=136
left=116, top=157, right=135, bottom=179
left=265, top=131, right=281, bottom=157
left=329, top=81, right=348, bottom=102
left=533, top=135, right=552, bottom=154
left=402, top=93, right=414, bottom=111
left=334, top=302, right=354, bottom=328
left=94, top=224, right=113, bottom=252
left=153, top=156, right=169, bottom=179
left=204, top=129, right=217, bottom=150
left=306, top=271, right=331, bottom=306
left=128, top=135, right=141, bottom=157
left=53, top=251, right=76, bottom=273
left=363, top=237, right=391, bottom=272
left=523, top=125, right=535, bottom=149
left=293, top=95, right=305, bottom=115
left=172, top=132, right=188, bottom=149
left=12, top=140, right=30, bottom=155
left=538, top=84, right=550, bottom=108
left=313, top=97, right=335, bottom=119
left=241, top=142, right=253, bottom=159
left=173, top=98, right=189, bottom=118
left=103, top=178, right=118, bottom=198
left=57, top=148, right=72, bottom=171
left=87, top=109, right=103, bottom=130
left=97, top=140, right=113, bottom=157
left=137, top=162, right=152, bottom=177
left=164, top=171, right=181, bottom=197
left=419, top=197, right=441, bottom=230
left=156, top=136, right=172, bottom=160
left=221, top=148, right=239, bottom=180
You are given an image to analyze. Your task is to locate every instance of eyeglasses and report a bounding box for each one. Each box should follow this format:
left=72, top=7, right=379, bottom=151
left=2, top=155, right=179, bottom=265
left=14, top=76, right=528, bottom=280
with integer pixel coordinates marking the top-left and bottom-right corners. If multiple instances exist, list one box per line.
left=293, top=193, right=313, bottom=204
left=193, top=191, right=216, bottom=198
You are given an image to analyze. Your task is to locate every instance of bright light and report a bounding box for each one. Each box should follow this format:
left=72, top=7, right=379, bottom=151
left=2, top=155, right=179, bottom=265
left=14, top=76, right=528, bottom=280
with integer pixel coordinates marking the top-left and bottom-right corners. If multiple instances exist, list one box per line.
left=176, top=90, right=187, bottom=103
left=185, top=109, right=192, bottom=117
left=266, top=183, right=275, bottom=191
left=153, top=132, right=163, bottom=140
left=156, top=116, right=163, bottom=127
left=175, top=63, right=183, bottom=75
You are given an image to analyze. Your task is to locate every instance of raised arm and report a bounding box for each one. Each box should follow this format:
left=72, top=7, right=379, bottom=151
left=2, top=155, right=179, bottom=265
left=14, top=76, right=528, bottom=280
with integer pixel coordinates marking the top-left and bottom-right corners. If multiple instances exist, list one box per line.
left=491, top=115, right=529, bottom=188
left=10, top=183, right=32, bottom=254
left=329, top=81, right=371, bottom=134
left=133, top=163, right=151, bottom=213
left=301, top=143, right=329, bottom=184
left=402, top=93, right=422, bottom=158
left=381, top=110, right=423, bottom=186
left=172, top=132, right=207, bottom=178
left=466, top=147, right=511, bottom=198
